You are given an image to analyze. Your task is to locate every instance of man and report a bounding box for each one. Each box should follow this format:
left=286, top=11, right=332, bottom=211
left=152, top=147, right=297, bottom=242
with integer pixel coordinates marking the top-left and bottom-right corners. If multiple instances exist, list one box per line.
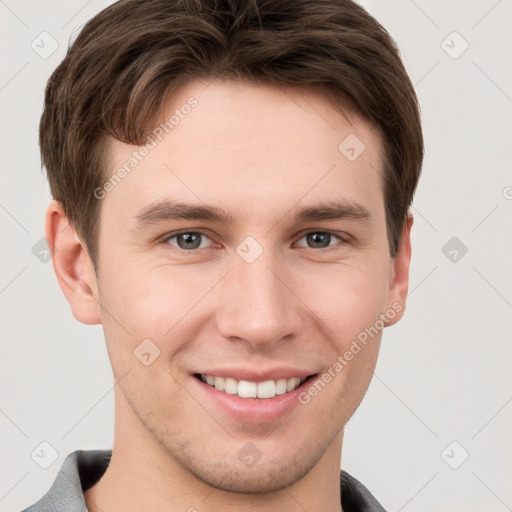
left=23, top=0, right=423, bottom=510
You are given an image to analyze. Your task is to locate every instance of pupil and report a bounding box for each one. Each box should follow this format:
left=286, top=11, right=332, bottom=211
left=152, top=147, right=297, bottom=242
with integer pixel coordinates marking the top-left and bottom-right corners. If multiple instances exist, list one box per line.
left=178, top=233, right=201, bottom=250
left=307, top=232, right=330, bottom=248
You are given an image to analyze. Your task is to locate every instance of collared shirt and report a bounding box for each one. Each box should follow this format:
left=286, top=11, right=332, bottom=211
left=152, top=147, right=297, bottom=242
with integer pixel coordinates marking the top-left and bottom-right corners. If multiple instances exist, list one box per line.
left=21, top=450, right=387, bottom=512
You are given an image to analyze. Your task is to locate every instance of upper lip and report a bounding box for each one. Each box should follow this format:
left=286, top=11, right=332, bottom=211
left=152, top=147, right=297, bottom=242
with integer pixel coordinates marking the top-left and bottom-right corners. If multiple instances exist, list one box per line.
left=195, top=367, right=318, bottom=382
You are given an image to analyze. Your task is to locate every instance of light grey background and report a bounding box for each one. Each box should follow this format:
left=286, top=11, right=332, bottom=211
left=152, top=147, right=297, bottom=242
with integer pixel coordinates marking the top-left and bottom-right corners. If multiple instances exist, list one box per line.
left=1, top=1, right=511, bottom=511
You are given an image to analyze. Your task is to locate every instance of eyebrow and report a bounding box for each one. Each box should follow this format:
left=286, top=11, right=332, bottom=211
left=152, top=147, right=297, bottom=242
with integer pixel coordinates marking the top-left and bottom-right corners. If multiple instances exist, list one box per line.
left=292, top=200, right=372, bottom=224
left=135, top=200, right=238, bottom=226
left=134, top=199, right=372, bottom=228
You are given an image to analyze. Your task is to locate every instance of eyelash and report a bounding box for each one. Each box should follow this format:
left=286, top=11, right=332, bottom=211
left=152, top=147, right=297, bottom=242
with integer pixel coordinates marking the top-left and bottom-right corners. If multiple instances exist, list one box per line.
left=161, top=229, right=350, bottom=253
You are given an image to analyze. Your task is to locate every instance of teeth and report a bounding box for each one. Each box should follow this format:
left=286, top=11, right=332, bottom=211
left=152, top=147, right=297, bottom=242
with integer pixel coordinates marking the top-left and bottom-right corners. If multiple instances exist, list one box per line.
left=257, top=380, right=275, bottom=399
left=224, top=377, right=238, bottom=394
left=238, top=380, right=257, bottom=398
left=287, top=377, right=301, bottom=392
left=275, top=378, right=287, bottom=395
left=214, top=376, right=225, bottom=391
left=199, top=374, right=307, bottom=399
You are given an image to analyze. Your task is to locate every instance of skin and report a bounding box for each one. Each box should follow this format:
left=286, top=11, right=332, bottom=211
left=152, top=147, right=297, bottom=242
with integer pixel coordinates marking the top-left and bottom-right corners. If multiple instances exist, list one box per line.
left=47, top=79, right=413, bottom=512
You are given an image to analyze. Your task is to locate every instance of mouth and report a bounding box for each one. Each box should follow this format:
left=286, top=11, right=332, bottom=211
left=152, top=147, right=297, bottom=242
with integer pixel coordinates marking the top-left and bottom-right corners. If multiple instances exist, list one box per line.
left=194, top=373, right=315, bottom=399
left=191, top=368, right=320, bottom=423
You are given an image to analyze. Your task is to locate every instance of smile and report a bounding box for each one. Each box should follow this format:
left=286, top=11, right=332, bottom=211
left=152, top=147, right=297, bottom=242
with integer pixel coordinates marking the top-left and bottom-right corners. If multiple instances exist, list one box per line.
left=197, top=373, right=307, bottom=399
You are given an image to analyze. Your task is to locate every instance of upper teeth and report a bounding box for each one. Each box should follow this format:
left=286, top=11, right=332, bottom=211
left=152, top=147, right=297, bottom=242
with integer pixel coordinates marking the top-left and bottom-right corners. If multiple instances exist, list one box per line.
left=200, top=374, right=306, bottom=399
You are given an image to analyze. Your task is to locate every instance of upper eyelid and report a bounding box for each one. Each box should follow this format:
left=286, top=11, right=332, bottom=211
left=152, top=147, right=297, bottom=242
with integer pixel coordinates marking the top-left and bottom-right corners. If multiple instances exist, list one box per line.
left=165, top=229, right=211, bottom=238
left=164, top=229, right=213, bottom=241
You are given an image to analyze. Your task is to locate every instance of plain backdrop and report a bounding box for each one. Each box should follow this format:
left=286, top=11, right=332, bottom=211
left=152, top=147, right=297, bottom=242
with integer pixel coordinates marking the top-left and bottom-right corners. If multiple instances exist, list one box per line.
left=1, top=1, right=511, bottom=511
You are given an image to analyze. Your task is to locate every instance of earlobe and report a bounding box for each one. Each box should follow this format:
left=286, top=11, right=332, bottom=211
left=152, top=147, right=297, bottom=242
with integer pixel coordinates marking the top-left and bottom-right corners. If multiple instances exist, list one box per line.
left=45, top=200, right=102, bottom=325
left=384, top=212, right=413, bottom=327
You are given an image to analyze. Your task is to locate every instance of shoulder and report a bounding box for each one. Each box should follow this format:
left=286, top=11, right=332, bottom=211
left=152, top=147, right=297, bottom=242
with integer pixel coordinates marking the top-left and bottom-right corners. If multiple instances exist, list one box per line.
left=19, top=449, right=112, bottom=512
left=340, top=469, right=387, bottom=512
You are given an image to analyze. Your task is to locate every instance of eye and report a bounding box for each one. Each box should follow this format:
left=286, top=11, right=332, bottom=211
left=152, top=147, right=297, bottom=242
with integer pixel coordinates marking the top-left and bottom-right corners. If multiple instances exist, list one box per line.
left=161, top=230, right=347, bottom=253
left=296, top=231, right=344, bottom=249
left=164, top=231, right=213, bottom=251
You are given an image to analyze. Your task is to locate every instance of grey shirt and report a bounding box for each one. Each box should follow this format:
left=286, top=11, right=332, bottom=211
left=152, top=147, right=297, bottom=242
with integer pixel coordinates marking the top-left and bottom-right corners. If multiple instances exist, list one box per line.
left=21, top=450, right=387, bottom=512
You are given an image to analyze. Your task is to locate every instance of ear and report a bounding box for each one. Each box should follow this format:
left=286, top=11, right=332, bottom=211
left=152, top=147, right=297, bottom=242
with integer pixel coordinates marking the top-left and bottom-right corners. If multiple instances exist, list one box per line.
left=45, top=200, right=102, bottom=325
left=384, top=212, right=413, bottom=327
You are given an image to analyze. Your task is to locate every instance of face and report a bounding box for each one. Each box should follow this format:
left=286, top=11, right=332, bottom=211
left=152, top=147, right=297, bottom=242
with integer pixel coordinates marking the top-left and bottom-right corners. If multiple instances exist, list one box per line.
left=59, top=79, right=411, bottom=493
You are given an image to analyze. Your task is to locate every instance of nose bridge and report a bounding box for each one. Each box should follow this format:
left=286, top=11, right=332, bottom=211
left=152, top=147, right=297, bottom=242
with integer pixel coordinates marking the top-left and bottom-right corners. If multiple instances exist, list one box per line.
left=215, top=243, right=302, bottom=348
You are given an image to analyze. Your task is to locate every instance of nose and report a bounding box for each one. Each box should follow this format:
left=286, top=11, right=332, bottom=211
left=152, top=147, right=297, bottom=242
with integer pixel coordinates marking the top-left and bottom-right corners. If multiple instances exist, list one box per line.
left=215, top=247, right=304, bottom=351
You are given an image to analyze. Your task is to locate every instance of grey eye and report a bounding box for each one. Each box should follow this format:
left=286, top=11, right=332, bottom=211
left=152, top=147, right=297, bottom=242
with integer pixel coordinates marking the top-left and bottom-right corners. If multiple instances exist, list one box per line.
left=297, top=232, right=341, bottom=249
left=167, top=232, right=211, bottom=251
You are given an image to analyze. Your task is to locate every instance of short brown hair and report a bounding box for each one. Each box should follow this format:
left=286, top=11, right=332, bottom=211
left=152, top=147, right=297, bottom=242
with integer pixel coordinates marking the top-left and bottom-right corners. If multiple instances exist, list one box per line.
left=40, top=0, right=423, bottom=265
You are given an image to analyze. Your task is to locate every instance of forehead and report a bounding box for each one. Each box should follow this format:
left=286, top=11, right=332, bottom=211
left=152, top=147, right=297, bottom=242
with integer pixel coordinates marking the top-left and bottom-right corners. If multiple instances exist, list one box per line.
left=103, top=79, right=385, bottom=222
left=152, top=78, right=381, bottom=160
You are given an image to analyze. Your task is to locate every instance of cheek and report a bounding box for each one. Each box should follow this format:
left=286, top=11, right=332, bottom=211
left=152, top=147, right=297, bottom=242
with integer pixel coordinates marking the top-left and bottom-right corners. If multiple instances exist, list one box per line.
left=97, top=266, right=191, bottom=404
left=98, top=244, right=391, bottom=361
left=295, top=260, right=391, bottom=347
left=98, top=259, right=225, bottom=355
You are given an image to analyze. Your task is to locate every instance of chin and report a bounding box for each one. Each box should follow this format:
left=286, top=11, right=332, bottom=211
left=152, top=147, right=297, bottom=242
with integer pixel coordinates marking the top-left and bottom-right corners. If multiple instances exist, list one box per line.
left=192, top=455, right=315, bottom=494
left=169, top=440, right=322, bottom=494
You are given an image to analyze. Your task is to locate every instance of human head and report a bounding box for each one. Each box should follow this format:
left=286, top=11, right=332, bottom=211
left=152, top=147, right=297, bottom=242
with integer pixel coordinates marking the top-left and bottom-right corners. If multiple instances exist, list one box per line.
left=40, top=0, right=423, bottom=268
left=42, top=0, right=422, bottom=498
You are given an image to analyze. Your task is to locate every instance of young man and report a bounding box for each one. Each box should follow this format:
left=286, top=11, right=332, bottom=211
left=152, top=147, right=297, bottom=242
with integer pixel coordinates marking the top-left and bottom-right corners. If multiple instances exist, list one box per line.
left=24, top=0, right=423, bottom=510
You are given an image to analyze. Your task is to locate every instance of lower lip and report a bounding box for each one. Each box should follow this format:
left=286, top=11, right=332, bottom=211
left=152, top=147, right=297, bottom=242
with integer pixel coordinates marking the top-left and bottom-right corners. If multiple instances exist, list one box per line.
left=192, top=374, right=317, bottom=424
